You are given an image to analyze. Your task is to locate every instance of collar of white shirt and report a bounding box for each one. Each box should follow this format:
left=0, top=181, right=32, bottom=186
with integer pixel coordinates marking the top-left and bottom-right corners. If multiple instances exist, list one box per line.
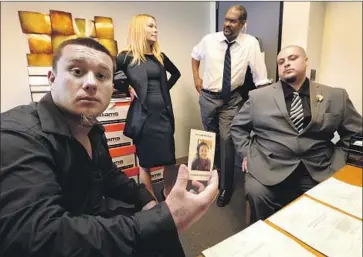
left=216, top=32, right=243, bottom=46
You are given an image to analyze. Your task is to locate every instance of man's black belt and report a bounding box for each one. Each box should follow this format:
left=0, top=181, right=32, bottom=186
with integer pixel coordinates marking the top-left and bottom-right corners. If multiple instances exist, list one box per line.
left=201, top=89, right=221, bottom=96
left=201, top=87, right=242, bottom=96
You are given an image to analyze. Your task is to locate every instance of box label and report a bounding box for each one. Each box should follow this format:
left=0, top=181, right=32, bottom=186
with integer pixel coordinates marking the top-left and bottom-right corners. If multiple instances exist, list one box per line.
left=112, top=154, right=135, bottom=170
left=97, top=103, right=129, bottom=124
left=105, top=130, right=132, bottom=148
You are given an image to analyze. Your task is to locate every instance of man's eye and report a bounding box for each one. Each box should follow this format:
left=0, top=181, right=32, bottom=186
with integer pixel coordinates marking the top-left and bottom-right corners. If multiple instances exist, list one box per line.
left=70, top=68, right=83, bottom=76
left=96, top=73, right=107, bottom=80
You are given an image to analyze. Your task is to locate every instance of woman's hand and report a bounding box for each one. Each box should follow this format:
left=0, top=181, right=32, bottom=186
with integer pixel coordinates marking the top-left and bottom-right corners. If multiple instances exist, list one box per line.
left=129, top=86, right=138, bottom=102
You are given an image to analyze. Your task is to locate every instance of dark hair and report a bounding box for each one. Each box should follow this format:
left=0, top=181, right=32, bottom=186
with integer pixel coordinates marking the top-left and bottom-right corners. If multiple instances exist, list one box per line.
left=52, top=37, right=115, bottom=72
left=197, top=142, right=209, bottom=153
left=227, top=5, right=247, bottom=23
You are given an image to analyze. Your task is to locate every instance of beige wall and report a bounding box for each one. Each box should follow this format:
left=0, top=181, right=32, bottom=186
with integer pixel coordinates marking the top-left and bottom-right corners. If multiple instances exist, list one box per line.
left=281, top=1, right=362, bottom=114
left=281, top=2, right=311, bottom=50
left=319, top=2, right=362, bottom=114
left=0, top=1, right=211, bottom=158
left=306, top=2, right=326, bottom=81
left=281, top=2, right=326, bottom=79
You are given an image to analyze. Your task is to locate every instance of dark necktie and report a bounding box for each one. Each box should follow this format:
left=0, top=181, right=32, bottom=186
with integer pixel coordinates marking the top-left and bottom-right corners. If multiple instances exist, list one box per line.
left=221, top=40, right=235, bottom=102
left=290, top=92, right=304, bottom=132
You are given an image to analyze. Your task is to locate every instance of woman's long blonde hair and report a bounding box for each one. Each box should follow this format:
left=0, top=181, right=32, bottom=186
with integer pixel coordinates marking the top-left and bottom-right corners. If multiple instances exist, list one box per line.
left=124, top=14, right=163, bottom=66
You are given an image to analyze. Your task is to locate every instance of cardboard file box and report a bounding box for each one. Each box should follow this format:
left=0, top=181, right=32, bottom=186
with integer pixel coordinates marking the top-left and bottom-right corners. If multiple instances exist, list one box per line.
left=97, top=100, right=130, bottom=124
left=123, top=166, right=139, bottom=183
left=150, top=166, right=164, bottom=183
left=103, top=123, right=132, bottom=148
left=109, top=145, right=136, bottom=170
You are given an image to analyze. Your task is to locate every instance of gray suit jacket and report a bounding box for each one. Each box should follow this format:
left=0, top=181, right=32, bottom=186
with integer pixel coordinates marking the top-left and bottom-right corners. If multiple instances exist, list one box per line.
left=231, top=80, right=362, bottom=186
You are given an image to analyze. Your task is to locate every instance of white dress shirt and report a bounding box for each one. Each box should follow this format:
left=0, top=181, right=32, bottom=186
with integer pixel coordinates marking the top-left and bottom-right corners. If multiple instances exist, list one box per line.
left=191, top=32, right=270, bottom=92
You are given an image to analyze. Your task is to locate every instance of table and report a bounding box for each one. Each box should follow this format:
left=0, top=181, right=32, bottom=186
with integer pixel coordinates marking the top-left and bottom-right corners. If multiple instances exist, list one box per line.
left=265, top=165, right=362, bottom=256
left=198, top=165, right=362, bottom=257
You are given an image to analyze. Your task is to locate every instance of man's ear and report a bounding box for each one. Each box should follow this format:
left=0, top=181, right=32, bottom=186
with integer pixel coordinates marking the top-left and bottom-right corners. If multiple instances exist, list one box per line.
left=48, top=70, right=56, bottom=86
left=304, top=57, right=309, bottom=67
left=241, top=21, right=247, bottom=33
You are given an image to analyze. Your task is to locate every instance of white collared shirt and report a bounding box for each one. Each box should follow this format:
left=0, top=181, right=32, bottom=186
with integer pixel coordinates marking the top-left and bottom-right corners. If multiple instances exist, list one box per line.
left=191, top=32, right=270, bottom=92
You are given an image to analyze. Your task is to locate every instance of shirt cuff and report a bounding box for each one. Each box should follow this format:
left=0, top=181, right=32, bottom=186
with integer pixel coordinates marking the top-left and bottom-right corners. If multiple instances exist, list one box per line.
left=191, top=52, right=202, bottom=61
left=255, top=79, right=272, bottom=87
left=133, top=202, right=184, bottom=256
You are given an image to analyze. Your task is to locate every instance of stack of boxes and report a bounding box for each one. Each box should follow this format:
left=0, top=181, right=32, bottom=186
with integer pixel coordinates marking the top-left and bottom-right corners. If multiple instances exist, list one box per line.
left=98, top=99, right=165, bottom=184
left=97, top=99, right=140, bottom=183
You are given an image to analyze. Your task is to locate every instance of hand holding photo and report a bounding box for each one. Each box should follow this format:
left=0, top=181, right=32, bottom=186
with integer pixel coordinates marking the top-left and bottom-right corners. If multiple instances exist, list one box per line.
left=188, top=129, right=216, bottom=181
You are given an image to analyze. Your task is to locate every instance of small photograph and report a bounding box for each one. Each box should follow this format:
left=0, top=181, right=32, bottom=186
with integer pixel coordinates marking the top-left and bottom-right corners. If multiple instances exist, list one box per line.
left=191, top=139, right=212, bottom=171
left=188, top=129, right=216, bottom=181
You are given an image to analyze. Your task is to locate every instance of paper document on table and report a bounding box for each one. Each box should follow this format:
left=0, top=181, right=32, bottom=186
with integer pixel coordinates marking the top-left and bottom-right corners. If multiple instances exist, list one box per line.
left=268, top=196, right=362, bottom=257
left=306, top=177, right=362, bottom=219
left=202, top=220, right=315, bottom=257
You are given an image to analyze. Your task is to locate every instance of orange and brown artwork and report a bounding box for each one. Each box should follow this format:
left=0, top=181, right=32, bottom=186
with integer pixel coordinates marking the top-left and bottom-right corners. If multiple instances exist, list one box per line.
left=19, top=11, right=52, bottom=35
left=18, top=10, right=118, bottom=67
left=95, top=16, right=114, bottom=40
left=74, top=18, right=97, bottom=37
left=49, top=10, right=75, bottom=36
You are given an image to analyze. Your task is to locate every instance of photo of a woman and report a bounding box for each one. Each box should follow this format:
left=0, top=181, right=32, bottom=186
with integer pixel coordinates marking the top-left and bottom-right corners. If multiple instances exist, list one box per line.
left=191, top=141, right=212, bottom=171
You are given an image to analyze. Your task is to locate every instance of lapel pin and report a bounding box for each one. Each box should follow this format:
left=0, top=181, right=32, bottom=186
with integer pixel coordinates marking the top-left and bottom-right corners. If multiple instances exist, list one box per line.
left=316, top=94, right=323, bottom=102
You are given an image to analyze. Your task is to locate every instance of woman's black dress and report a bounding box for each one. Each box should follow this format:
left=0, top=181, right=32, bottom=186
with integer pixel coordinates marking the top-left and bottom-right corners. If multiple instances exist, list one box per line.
left=136, top=55, right=175, bottom=168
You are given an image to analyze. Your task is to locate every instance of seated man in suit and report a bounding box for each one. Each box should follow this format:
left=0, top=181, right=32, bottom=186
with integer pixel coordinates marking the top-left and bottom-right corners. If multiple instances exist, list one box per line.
left=230, top=45, right=362, bottom=223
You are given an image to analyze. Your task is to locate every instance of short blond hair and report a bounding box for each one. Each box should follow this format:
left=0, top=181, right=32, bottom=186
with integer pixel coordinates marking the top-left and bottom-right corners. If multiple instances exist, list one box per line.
left=124, top=14, right=163, bottom=66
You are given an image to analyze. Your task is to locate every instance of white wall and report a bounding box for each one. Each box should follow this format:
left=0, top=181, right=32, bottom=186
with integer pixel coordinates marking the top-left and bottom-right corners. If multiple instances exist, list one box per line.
left=1, top=2, right=211, bottom=158
left=319, top=2, right=362, bottom=114
left=306, top=2, right=326, bottom=81
left=281, top=2, right=311, bottom=50
left=281, top=2, right=326, bottom=79
left=281, top=1, right=362, bottom=115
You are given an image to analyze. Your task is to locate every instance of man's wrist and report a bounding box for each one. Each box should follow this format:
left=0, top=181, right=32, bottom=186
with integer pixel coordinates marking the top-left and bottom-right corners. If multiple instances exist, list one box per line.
left=142, top=200, right=157, bottom=211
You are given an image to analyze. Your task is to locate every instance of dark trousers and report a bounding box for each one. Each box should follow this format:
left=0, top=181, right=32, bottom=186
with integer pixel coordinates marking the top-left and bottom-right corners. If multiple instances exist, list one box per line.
left=199, top=90, right=244, bottom=192
left=245, top=163, right=318, bottom=224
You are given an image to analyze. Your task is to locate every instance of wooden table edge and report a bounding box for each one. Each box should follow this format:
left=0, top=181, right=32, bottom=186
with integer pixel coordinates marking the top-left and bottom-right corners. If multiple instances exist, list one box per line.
left=198, top=165, right=362, bottom=257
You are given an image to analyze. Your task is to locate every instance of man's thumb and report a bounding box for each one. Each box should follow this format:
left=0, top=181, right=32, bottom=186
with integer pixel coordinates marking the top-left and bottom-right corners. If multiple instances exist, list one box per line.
left=174, top=164, right=189, bottom=189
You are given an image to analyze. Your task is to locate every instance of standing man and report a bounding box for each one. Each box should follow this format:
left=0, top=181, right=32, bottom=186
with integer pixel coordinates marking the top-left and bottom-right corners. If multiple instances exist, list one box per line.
left=231, top=45, right=362, bottom=223
left=191, top=5, right=270, bottom=207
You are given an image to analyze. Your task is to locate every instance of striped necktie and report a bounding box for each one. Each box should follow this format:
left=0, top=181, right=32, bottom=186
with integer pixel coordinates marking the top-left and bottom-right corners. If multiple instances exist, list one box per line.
left=221, top=40, right=235, bottom=102
left=290, top=92, right=304, bottom=132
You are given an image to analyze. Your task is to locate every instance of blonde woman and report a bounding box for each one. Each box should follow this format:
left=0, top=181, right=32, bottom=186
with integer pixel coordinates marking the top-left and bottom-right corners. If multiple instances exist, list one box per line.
left=116, top=14, right=180, bottom=200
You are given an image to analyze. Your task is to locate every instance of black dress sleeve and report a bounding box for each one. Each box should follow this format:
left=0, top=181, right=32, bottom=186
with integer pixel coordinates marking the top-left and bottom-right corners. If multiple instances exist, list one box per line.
left=162, top=52, right=181, bottom=90
left=114, top=51, right=131, bottom=93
